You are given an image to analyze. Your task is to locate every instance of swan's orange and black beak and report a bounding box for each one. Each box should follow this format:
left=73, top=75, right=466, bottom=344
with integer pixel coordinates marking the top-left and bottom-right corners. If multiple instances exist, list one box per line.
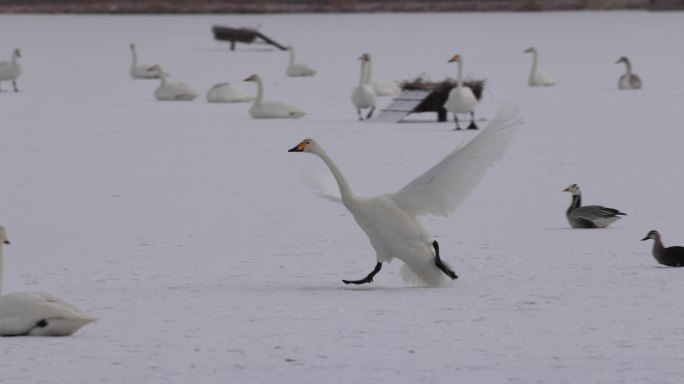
left=288, top=142, right=306, bottom=152
left=448, top=54, right=461, bottom=63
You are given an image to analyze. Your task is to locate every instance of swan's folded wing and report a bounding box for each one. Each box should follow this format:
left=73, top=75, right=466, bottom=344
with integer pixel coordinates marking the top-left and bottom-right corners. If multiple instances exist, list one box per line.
left=392, top=103, right=521, bottom=217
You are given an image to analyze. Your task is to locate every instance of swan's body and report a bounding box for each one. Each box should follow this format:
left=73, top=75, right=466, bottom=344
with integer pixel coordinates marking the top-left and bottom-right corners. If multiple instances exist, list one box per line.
left=364, top=53, right=400, bottom=97
left=205, top=82, right=254, bottom=103
left=244, top=74, right=306, bottom=119
left=0, top=48, right=22, bottom=92
left=563, top=184, right=626, bottom=228
left=0, top=226, right=96, bottom=336
left=150, top=65, right=198, bottom=101
left=129, top=44, right=161, bottom=79
left=351, top=53, right=376, bottom=120
left=642, top=230, right=684, bottom=267
left=443, top=54, right=479, bottom=130
left=616, top=57, right=642, bottom=90
left=524, top=47, right=555, bottom=87
left=289, top=104, right=521, bottom=286
left=286, top=46, right=317, bottom=77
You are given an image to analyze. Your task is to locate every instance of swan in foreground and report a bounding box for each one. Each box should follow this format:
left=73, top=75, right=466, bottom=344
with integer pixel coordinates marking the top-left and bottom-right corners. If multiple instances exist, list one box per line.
left=289, top=104, right=521, bottom=286
left=351, top=53, right=376, bottom=121
left=129, top=44, right=161, bottom=79
left=286, top=46, right=317, bottom=77
left=616, top=56, right=642, bottom=90
left=244, top=74, right=306, bottom=119
left=0, top=48, right=22, bottom=92
left=523, top=47, right=555, bottom=86
left=563, top=184, right=626, bottom=228
left=641, top=230, right=684, bottom=267
left=205, top=82, right=254, bottom=103
left=0, top=226, right=97, bottom=336
left=444, top=54, right=479, bottom=130
left=363, top=52, right=400, bottom=97
left=149, top=65, right=198, bottom=101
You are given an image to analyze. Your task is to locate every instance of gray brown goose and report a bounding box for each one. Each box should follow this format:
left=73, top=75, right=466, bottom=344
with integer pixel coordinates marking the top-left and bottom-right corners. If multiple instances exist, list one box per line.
left=641, top=230, right=684, bottom=267
left=563, top=184, right=626, bottom=228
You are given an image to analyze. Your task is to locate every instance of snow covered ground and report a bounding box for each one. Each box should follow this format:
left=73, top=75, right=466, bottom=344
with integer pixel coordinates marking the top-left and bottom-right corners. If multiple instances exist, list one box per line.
left=1, top=10, right=684, bottom=384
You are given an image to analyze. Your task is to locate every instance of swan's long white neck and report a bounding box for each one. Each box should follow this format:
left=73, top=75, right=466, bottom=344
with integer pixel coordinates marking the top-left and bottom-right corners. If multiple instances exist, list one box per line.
left=254, top=76, right=264, bottom=104
left=159, top=69, right=167, bottom=85
left=364, top=56, right=373, bottom=84
left=288, top=48, right=296, bottom=66
left=529, top=50, right=539, bottom=81
left=314, top=147, right=356, bottom=207
left=456, top=60, right=464, bottom=89
left=130, top=46, right=138, bottom=68
left=358, top=60, right=368, bottom=87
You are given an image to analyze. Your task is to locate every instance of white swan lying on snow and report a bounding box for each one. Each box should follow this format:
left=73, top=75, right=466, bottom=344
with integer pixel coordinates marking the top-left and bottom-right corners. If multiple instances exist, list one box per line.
left=0, top=48, right=22, bottom=92
left=286, top=46, right=317, bottom=77
left=244, top=74, right=306, bottom=119
left=289, top=103, right=521, bottom=286
left=363, top=52, right=400, bottom=97
left=0, top=226, right=97, bottom=336
left=129, top=44, right=161, bottom=79
left=523, top=47, right=555, bottom=86
left=616, top=56, right=642, bottom=90
left=206, top=82, right=254, bottom=103
left=149, top=65, right=198, bottom=101
left=351, top=53, right=376, bottom=120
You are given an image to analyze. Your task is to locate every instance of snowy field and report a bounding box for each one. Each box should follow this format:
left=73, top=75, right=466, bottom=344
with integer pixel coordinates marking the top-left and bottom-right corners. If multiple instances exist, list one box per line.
left=2, top=10, right=684, bottom=384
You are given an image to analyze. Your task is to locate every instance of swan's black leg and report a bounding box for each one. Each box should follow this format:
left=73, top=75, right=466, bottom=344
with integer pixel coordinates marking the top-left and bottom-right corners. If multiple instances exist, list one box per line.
left=12, top=80, right=19, bottom=92
left=467, top=111, right=478, bottom=130
left=365, top=106, right=375, bottom=120
left=343, top=262, right=382, bottom=285
left=453, top=114, right=462, bottom=130
left=433, top=240, right=458, bottom=280
left=356, top=108, right=364, bottom=121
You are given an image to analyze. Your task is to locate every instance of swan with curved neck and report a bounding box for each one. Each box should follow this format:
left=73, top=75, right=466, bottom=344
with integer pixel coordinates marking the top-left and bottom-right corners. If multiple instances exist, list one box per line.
left=0, top=226, right=97, bottom=336
left=351, top=53, right=376, bottom=120
left=443, top=54, right=479, bottom=130
left=129, top=44, right=161, bottom=79
left=0, top=48, right=22, bottom=92
left=523, top=47, right=555, bottom=86
left=288, top=104, right=521, bottom=286
left=149, top=65, right=198, bottom=101
left=243, top=74, right=306, bottom=119
left=616, top=56, right=642, bottom=90
left=286, top=46, right=317, bottom=77
left=363, top=52, right=399, bottom=97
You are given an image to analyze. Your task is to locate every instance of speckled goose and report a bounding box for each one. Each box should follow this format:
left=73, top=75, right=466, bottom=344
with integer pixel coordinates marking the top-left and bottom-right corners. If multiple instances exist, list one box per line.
left=563, top=184, right=626, bottom=228
left=641, top=230, right=684, bottom=267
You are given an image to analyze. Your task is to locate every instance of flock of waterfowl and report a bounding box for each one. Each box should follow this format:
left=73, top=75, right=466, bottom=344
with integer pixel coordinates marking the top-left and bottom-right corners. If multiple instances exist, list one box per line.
left=0, top=37, right=676, bottom=338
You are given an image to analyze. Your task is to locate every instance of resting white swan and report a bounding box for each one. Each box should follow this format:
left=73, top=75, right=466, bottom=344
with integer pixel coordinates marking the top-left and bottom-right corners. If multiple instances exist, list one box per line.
left=351, top=53, right=376, bottom=121
left=289, top=104, right=521, bottom=286
left=129, top=44, right=161, bottom=79
left=243, top=74, right=306, bottom=119
left=523, top=47, right=555, bottom=86
left=286, top=46, right=317, bottom=77
left=205, top=82, right=254, bottom=103
left=150, top=65, right=198, bottom=101
left=444, top=54, right=479, bottom=130
left=0, top=226, right=97, bottom=336
left=363, top=52, right=400, bottom=97
left=616, top=57, right=642, bottom=90
left=0, top=48, right=22, bottom=92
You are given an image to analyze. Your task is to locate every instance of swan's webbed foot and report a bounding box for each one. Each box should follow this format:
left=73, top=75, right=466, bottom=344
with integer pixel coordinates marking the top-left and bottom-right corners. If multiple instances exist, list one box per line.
left=342, top=262, right=382, bottom=285
left=365, top=106, right=375, bottom=120
left=467, top=112, right=478, bottom=130
left=433, top=240, right=458, bottom=280
left=453, top=115, right=462, bottom=130
left=356, top=108, right=364, bottom=121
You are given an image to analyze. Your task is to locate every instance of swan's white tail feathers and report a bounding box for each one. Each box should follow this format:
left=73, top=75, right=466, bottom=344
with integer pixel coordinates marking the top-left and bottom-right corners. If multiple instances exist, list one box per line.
left=399, top=262, right=451, bottom=287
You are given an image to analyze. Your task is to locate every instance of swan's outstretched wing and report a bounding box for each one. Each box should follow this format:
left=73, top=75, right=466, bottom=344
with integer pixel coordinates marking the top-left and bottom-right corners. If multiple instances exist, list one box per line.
left=393, top=103, right=521, bottom=217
